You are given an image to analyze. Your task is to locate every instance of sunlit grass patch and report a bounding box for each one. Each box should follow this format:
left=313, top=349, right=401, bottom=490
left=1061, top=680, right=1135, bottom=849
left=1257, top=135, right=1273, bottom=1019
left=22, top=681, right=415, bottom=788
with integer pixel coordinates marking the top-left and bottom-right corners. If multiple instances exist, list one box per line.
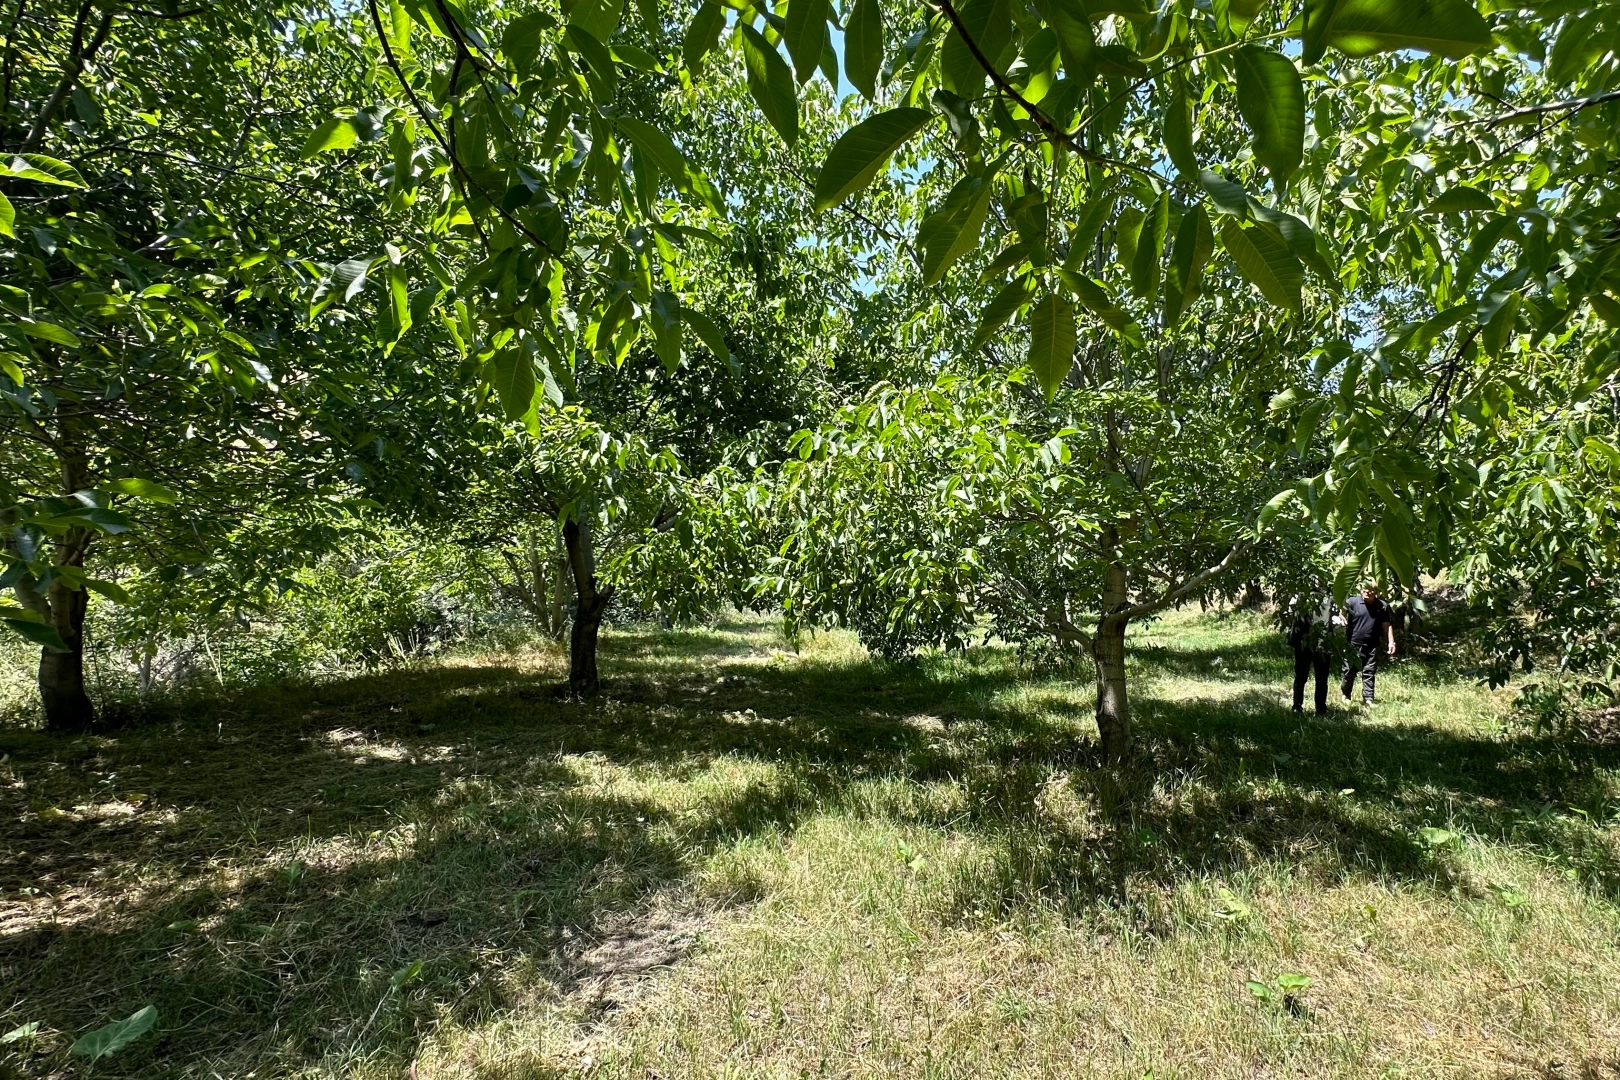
left=4, top=611, right=1619, bottom=1078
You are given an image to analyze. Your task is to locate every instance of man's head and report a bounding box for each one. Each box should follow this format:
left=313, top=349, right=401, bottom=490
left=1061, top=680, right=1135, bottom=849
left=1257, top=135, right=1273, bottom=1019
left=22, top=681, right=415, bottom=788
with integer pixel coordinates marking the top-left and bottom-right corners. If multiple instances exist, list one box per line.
left=1361, top=581, right=1382, bottom=599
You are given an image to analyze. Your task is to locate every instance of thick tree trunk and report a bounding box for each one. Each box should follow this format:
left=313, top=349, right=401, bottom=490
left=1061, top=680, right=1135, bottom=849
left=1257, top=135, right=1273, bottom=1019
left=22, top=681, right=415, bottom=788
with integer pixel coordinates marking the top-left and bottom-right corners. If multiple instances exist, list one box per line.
left=1092, top=532, right=1132, bottom=762
left=563, top=515, right=613, bottom=696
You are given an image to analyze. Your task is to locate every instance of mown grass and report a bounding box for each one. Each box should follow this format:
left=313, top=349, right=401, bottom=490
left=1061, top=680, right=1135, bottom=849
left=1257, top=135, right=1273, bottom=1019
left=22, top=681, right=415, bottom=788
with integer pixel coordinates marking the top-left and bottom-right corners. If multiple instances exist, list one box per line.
left=3, top=609, right=1619, bottom=1079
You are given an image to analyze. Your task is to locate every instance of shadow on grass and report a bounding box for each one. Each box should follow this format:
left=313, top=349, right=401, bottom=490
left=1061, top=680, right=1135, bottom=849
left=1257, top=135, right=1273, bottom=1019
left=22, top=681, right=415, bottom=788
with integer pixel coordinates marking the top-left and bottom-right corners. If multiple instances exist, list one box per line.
left=2, top=621, right=1617, bottom=1077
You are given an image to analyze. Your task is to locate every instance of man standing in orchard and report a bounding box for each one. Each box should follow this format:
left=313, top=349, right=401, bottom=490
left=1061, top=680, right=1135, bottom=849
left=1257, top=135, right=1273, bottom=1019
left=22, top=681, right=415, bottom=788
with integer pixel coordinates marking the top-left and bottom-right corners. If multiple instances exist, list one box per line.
left=1342, top=582, right=1397, bottom=705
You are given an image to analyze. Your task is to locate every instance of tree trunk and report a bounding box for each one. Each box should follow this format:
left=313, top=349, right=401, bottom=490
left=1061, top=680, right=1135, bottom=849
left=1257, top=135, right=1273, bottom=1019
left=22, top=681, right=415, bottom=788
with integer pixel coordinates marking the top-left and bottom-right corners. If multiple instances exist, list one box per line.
left=39, top=567, right=94, bottom=731
left=526, top=540, right=549, bottom=628
left=37, top=426, right=97, bottom=732
left=550, top=543, right=568, bottom=638
left=563, top=515, right=613, bottom=696
left=1092, top=530, right=1132, bottom=761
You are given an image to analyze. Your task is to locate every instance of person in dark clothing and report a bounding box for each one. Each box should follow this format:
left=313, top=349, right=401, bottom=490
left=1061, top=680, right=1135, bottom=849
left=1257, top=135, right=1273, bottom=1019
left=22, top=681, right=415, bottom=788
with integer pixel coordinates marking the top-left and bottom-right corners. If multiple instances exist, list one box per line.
left=1286, top=594, right=1336, bottom=714
left=1341, top=582, right=1396, bottom=704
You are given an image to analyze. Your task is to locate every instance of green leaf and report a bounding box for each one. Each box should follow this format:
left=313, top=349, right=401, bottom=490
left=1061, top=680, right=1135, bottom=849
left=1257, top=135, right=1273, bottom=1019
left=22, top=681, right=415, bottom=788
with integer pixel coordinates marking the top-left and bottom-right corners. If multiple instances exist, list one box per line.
left=565, top=25, right=618, bottom=105
left=0, top=612, right=68, bottom=652
left=1115, top=206, right=1144, bottom=275
left=1331, top=557, right=1360, bottom=606
left=681, top=306, right=731, bottom=366
left=1032, top=0, right=1096, bottom=91
left=971, top=275, right=1036, bottom=350
left=1582, top=437, right=1620, bottom=470
left=1228, top=0, right=1269, bottom=32
left=1094, top=43, right=1147, bottom=78
left=504, top=11, right=551, bottom=73
left=683, top=1, right=726, bottom=73
left=1221, top=219, right=1303, bottom=311
left=1418, top=826, right=1460, bottom=848
left=940, top=0, right=1012, bottom=97
left=740, top=24, right=799, bottom=146
left=1483, top=291, right=1519, bottom=358
left=1251, top=204, right=1337, bottom=286
left=0, top=191, right=13, bottom=238
left=332, top=257, right=373, bottom=303
left=636, top=0, right=659, bottom=39
left=301, top=118, right=359, bottom=158
left=1055, top=269, right=1142, bottom=345
left=616, top=116, right=726, bottom=213
left=85, top=578, right=132, bottom=605
left=1164, top=84, right=1197, bottom=179
left=1, top=1023, right=39, bottom=1045
left=386, top=264, right=412, bottom=352
left=106, top=478, right=178, bottom=503
left=1130, top=191, right=1170, bottom=303
left=2, top=153, right=85, bottom=187
left=813, top=107, right=934, bottom=212
left=1233, top=46, right=1304, bottom=190
left=1301, top=0, right=1493, bottom=63
left=785, top=0, right=831, bottom=83
left=1027, top=293, right=1077, bottom=400
left=1066, top=190, right=1117, bottom=264
left=1163, top=203, right=1213, bottom=325
left=1375, top=514, right=1418, bottom=587
left=69, top=1006, right=158, bottom=1062
left=391, top=959, right=425, bottom=990
left=1424, top=186, right=1494, bottom=213
left=918, top=172, right=996, bottom=285
left=20, top=320, right=80, bottom=348
left=48, top=506, right=133, bottom=534
left=1199, top=169, right=1249, bottom=218
left=650, top=291, right=683, bottom=373
left=846, top=0, right=883, bottom=100
left=567, top=0, right=623, bottom=41
left=611, top=42, right=661, bottom=70
left=1268, top=388, right=1301, bottom=412
left=489, top=348, right=537, bottom=421
left=1300, top=0, right=1337, bottom=63
left=1257, top=487, right=1297, bottom=530
left=819, top=26, right=839, bottom=87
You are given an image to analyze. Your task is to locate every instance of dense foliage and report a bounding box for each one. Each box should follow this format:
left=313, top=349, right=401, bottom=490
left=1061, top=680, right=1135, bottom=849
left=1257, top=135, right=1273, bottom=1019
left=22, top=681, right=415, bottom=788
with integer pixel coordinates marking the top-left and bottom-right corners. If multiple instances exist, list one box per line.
left=0, top=0, right=1615, bottom=749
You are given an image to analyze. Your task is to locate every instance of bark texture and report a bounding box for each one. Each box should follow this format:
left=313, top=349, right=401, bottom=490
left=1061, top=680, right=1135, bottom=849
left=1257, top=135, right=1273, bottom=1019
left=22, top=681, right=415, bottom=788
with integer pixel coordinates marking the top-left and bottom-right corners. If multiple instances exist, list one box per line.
left=563, top=515, right=613, bottom=696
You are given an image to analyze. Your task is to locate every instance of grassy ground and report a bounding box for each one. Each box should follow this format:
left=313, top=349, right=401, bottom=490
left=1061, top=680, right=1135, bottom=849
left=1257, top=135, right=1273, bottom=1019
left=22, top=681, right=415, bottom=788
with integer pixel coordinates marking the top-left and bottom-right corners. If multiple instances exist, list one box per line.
left=3, top=609, right=1619, bottom=1079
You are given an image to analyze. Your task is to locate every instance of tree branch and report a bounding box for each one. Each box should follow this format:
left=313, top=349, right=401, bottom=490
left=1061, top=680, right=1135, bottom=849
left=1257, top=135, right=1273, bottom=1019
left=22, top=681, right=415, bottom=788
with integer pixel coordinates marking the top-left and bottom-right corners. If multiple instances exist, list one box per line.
left=1472, top=89, right=1620, bottom=128
left=21, top=0, right=113, bottom=152
left=1119, top=539, right=1248, bottom=621
left=934, top=0, right=1109, bottom=168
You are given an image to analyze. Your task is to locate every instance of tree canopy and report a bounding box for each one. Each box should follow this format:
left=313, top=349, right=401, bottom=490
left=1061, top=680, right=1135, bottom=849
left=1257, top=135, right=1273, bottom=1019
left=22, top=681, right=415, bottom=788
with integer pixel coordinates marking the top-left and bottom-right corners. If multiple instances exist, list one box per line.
left=0, top=0, right=1615, bottom=750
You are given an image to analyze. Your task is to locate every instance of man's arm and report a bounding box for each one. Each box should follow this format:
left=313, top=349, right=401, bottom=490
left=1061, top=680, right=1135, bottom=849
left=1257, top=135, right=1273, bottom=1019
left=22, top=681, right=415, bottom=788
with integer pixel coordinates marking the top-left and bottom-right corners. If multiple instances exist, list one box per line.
left=1386, top=620, right=1396, bottom=656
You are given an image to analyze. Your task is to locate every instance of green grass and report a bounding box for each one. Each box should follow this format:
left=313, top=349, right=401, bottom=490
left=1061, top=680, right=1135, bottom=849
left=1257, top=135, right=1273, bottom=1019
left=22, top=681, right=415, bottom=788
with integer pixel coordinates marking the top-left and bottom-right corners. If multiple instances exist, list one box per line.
left=3, top=610, right=1619, bottom=1078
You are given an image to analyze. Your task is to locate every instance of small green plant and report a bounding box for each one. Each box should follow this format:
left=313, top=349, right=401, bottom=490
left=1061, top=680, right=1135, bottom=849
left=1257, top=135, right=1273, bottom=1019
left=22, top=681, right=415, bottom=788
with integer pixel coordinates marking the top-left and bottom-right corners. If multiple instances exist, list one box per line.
left=1488, top=881, right=1529, bottom=909
left=1211, top=887, right=1253, bottom=924
left=895, top=839, right=927, bottom=873
left=2, top=1021, right=40, bottom=1045
left=1418, top=827, right=1462, bottom=850
left=1247, top=973, right=1312, bottom=1016
left=69, top=1005, right=158, bottom=1063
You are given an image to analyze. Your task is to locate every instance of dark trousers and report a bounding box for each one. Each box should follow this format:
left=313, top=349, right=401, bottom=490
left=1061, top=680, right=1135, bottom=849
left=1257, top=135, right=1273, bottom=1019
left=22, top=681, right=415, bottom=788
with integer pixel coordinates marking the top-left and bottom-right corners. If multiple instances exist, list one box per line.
left=1293, top=646, right=1329, bottom=713
left=1341, top=642, right=1380, bottom=703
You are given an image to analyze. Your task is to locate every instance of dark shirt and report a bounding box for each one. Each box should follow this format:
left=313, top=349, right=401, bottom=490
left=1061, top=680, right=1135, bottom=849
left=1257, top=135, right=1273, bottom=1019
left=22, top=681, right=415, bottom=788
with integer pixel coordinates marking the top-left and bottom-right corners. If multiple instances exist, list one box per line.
left=1345, top=595, right=1391, bottom=645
